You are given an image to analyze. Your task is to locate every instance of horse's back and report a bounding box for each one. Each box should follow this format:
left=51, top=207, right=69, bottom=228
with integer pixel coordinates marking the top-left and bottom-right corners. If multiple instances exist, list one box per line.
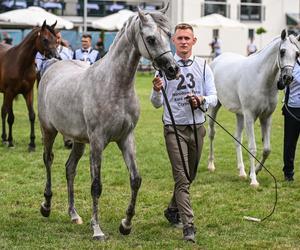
left=211, top=53, right=248, bottom=113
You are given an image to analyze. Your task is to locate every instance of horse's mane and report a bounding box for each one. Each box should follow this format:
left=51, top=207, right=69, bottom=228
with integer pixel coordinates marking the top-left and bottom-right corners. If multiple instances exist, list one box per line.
left=252, top=36, right=280, bottom=56
left=15, top=24, right=56, bottom=49
left=108, top=10, right=171, bottom=52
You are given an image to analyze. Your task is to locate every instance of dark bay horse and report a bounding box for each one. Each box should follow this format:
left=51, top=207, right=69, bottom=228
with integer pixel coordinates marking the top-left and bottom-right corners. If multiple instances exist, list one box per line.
left=0, top=21, right=58, bottom=151
left=38, top=5, right=179, bottom=240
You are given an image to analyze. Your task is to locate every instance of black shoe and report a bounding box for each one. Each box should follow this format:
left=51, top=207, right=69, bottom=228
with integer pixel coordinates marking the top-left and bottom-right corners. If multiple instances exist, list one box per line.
left=183, top=225, right=196, bottom=243
left=164, top=208, right=183, bottom=228
left=284, top=175, right=294, bottom=182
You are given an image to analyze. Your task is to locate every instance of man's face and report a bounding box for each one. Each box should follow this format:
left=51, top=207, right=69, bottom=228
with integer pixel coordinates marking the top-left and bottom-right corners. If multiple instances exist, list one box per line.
left=82, top=37, right=92, bottom=49
left=56, top=32, right=62, bottom=46
left=172, top=28, right=197, bottom=55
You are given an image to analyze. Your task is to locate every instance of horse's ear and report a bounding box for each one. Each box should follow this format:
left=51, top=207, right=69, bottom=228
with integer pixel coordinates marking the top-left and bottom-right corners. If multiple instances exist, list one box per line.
left=51, top=20, right=57, bottom=29
left=159, top=1, right=169, bottom=14
left=42, top=20, right=46, bottom=30
left=138, top=7, right=148, bottom=24
left=281, top=29, right=287, bottom=40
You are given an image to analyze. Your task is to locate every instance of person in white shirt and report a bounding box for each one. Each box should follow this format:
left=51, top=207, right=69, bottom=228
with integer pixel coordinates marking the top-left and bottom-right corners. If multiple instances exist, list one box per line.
left=247, top=37, right=257, bottom=56
left=35, top=30, right=73, bottom=79
left=73, top=33, right=100, bottom=65
left=282, top=59, right=300, bottom=181
left=150, top=23, right=217, bottom=243
left=35, top=30, right=74, bottom=149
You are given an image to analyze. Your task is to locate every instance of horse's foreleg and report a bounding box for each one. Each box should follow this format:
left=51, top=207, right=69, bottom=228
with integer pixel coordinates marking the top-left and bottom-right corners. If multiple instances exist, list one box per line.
left=40, top=129, right=57, bottom=217
left=256, top=116, right=272, bottom=174
left=244, top=114, right=259, bottom=187
left=89, top=139, right=105, bottom=240
left=66, top=142, right=85, bottom=224
left=235, top=114, right=246, bottom=179
left=117, top=132, right=142, bottom=235
left=23, top=91, right=35, bottom=151
left=207, top=101, right=221, bottom=172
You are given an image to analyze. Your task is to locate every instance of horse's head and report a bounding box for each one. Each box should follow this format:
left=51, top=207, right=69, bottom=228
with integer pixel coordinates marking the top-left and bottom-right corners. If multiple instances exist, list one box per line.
left=136, top=4, right=179, bottom=80
left=277, top=29, right=300, bottom=90
left=35, top=20, right=59, bottom=59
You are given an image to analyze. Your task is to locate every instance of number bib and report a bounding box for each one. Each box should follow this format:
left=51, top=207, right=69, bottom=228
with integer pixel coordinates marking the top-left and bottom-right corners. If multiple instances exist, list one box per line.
left=163, top=57, right=206, bottom=125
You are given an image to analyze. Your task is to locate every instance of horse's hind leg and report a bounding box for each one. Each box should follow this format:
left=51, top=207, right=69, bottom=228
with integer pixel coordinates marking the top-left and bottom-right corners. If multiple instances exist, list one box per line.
left=23, top=91, right=35, bottom=152
left=207, top=101, right=221, bottom=172
left=1, top=94, right=14, bottom=147
left=65, top=142, right=85, bottom=224
left=89, top=138, right=106, bottom=240
left=117, top=132, right=142, bottom=235
left=255, top=116, right=272, bottom=174
left=40, top=128, right=57, bottom=217
left=235, top=114, right=247, bottom=179
left=1, top=101, right=7, bottom=143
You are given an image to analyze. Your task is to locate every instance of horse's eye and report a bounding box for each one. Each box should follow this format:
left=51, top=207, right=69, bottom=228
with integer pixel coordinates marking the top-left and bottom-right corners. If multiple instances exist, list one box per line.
left=280, top=49, right=286, bottom=57
left=43, top=38, right=49, bottom=46
left=296, top=51, right=299, bottom=59
left=146, top=36, right=156, bottom=45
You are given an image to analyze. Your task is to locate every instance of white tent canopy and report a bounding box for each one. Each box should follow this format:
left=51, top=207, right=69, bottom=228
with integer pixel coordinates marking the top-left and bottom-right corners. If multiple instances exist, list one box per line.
left=92, top=9, right=135, bottom=31
left=187, top=14, right=247, bottom=29
left=186, top=14, right=248, bottom=56
left=0, top=6, right=74, bottom=29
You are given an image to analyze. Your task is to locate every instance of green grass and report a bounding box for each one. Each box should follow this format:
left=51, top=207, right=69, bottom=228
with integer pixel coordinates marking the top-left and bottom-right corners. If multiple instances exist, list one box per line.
left=0, top=73, right=299, bottom=249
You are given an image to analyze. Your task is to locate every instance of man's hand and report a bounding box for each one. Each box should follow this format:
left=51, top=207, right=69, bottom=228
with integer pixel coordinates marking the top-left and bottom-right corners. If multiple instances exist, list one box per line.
left=186, top=94, right=206, bottom=109
left=152, top=77, right=163, bottom=92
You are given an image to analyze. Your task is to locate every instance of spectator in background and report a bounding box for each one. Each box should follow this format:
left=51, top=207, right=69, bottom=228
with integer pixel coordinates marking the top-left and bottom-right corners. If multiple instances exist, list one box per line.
left=73, top=33, right=100, bottom=64
left=209, top=36, right=222, bottom=58
left=95, top=36, right=106, bottom=58
left=247, top=37, right=257, bottom=56
left=36, top=29, right=73, bottom=79
left=1, top=32, right=13, bottom=45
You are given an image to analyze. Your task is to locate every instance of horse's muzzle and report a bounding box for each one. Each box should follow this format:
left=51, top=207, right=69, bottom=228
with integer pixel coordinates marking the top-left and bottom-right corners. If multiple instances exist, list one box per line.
left=277, top=74, right=294, bottom=90
left=165, top=65, right=180, bottom=80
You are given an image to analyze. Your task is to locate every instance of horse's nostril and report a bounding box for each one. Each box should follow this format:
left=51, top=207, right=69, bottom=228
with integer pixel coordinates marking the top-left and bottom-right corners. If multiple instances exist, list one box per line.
left=168, top=66, right=175, bottom=73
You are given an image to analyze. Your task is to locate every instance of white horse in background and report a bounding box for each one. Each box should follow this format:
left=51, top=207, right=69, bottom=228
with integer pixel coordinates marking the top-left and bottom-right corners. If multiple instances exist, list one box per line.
left=208, top=30, right=300, bottom=187
left=38, top=4, right=179, bottom=240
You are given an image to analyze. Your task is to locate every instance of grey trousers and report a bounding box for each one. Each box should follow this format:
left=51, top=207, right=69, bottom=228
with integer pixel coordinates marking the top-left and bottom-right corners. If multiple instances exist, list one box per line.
left=164, top=124, right=205, bottom=228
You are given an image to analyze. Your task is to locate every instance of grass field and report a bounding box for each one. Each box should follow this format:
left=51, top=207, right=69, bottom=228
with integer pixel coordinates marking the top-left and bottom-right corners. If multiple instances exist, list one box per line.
left=0, top=73, right=299, bottom=250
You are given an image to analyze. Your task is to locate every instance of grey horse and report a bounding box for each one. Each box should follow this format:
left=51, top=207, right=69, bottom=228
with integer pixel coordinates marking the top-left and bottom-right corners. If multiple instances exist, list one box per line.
left=207, top=30, right=300, bottom=187
left=38, top=4, right=179, bottom=240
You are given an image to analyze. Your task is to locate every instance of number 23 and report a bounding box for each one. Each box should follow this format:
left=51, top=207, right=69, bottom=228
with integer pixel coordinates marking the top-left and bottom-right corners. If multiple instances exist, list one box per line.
left=177, top=73, right=195, bottom=90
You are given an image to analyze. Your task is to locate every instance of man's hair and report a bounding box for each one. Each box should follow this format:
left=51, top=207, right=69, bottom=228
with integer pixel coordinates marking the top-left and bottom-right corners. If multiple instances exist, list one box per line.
left=82, top=33, right=92, bottom=40
left=174, top=23, right=194, bottom=33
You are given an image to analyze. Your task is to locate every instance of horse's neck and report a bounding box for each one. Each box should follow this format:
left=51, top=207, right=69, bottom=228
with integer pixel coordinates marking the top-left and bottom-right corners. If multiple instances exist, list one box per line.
left=253, top=38, right=280, bottom=79
left=104, top=24, right=141, bottom=84
left=15, top=30, right=38, bottom=67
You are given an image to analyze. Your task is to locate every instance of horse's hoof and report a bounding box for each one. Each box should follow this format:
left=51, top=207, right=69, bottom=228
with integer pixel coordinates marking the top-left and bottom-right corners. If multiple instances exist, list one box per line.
left=28, top=144, right=36, bottom=152
left=40, top=203, right=51, bottom=217
left=8, top=143, right=14, bottom=148
left=93, top=235, right=106, bottom=241
left=239, top=174, right=247, bottom=180
left=250, top=182, right=260, bottom=188
left=119, top=221, right=132, bottom=235
left=2, top=140, right=8, bottom=145
left=72, top=217, right=83, bottom=225
left=207, top=162, right=215, bottom=172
